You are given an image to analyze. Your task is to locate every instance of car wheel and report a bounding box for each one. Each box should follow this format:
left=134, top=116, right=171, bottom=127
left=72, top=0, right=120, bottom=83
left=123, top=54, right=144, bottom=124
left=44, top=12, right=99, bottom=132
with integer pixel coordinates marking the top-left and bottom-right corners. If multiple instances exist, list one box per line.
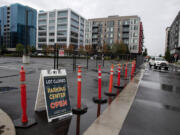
left=149, top=64, right=151, bottom=68
left=165, top=67, right=169, bottom=70
left=159, top=67, right=161, bottom=70
left=154, top=65, right=157, bottom=69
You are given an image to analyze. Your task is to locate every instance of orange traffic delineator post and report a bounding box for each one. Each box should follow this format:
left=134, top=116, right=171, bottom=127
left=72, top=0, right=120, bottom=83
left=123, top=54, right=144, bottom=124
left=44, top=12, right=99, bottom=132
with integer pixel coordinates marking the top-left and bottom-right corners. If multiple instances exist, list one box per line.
left=114, top=64, right=124, bottom=89
left=131, top=62, right=134, bottom=79
left=124, top=63, right=128, bottom=80
left=72, top=66, right=88, bottom=115
left=105, top=64, right=116, bottom=96
left=93, top=65, right=107, bottom=104
left=14, top=66, right=37, bottom=128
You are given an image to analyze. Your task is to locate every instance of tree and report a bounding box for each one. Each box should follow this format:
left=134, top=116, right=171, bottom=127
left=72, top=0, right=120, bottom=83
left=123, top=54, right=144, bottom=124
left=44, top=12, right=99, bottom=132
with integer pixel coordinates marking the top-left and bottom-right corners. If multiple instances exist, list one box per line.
left=0, top=45, right=7, bottom=55
left=16, top=43, right=24, bottom=56
left=67, top=44, right=74, bottom=55
left=159, top=54, right=162, bottom=57
left=143, top=48, right=148, bottom=56
left=79, top=45, right=85, bottom=55
left=111, top=41, right=128, bottom=56
left=85, top=45, right=93, bottom=55
left=165, top=49, right=170, bottom=62
left=102, top=43, right=111, bottom=55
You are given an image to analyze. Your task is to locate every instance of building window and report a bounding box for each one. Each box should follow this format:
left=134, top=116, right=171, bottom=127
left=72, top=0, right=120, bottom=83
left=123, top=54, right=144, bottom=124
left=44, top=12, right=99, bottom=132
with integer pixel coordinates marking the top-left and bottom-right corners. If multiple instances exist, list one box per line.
left=38, top=20, right=46, bottom=25
left=39, top=14, right=47, bottom=19
left=133, top=32, right=138, bottom=37
left=49, top=32, right=54, bottom=36
left=110, top=39, right=113, bottom=44
left=38, top=32, right=46, bottom=36
left=110, top=27, right=114, bottom=32
left=107, top=21, right=114, bottom=27
left=49, top=12, right=55, bottom=18
left=49, top=26, right=55, bottom=31
left=123, top=20, right=130, bottom=25
left=38, top=38, right=46, bottom=42
left=134, top=25, right=138, bottom=30
left=118, top=20, right=121, bottom=26
left=57, top=24, right=67, bottom=30
left=57, top=37, right=67, bottom=42
left=71, top=12, right=79, bottom=22
left=57, top=31, right=67, bottom=36
left=110, top=33, right=113, bottom=38
left=49, top=20, right=55, bottom=25
left=57, top=18, right=67, bottom=24
left=38, top=26, right=47, bottom=30
left=58, top=11, right=68, bottom=17
left=49, top=39, right=54, bottom=42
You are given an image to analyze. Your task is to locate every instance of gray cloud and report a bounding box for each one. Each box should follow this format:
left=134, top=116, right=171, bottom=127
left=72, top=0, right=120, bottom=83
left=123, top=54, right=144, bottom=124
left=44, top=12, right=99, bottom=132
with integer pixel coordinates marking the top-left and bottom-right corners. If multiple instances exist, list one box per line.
left=1, top=0, right=180, bottom=56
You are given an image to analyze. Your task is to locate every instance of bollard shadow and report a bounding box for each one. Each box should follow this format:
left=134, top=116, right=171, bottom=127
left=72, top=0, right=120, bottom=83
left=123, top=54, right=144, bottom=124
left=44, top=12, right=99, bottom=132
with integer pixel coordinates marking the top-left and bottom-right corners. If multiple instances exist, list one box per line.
left=76, top=115, right=81, bottom=135
left=97, top=104, right=101, bottom=118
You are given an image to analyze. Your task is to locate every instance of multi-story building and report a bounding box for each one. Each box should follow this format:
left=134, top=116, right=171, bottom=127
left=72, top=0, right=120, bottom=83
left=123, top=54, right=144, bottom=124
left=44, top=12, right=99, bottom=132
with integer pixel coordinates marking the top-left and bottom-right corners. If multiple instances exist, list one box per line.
left=85, top=15, right=144, bottom=54
left=0, top=3, right=37, bottom=50
left=165, top=27, right=170, bottom=52
left=167, top=11, right=180, bottom=57
left=36, top=8, right=85, bottom=50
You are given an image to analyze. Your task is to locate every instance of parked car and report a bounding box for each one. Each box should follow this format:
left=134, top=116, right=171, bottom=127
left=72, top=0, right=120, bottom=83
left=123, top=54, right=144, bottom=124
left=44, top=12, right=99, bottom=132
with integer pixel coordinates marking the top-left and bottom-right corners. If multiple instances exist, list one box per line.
left=37, top=53, right=44, bottom=56
left=149, top=57, right=169, bottom=70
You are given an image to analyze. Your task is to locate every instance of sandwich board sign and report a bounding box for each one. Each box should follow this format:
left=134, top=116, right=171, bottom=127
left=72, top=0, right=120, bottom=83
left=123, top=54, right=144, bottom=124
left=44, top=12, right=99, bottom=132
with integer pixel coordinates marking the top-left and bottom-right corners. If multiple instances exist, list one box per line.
left=34, top=69, right=72, bottom=122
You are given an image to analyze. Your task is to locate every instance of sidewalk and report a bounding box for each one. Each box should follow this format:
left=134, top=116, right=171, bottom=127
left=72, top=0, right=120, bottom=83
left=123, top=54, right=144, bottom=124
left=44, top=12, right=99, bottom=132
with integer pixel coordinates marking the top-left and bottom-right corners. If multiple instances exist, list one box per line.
left=84, top=68, right=144, bottom=135
left=0, top=109, right=15, bottom=135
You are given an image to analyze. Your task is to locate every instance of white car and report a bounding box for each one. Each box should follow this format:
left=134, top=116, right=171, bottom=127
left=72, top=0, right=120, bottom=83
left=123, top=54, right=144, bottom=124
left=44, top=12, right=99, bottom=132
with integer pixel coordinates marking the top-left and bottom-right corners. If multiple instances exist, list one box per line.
left=149, top=57, right=169, bottom=70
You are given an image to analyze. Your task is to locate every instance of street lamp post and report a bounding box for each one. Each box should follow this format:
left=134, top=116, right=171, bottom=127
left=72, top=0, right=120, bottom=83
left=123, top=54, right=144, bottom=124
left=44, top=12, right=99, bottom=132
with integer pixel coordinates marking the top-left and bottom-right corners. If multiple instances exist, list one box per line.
left=22, top=9, right=33, bottom=64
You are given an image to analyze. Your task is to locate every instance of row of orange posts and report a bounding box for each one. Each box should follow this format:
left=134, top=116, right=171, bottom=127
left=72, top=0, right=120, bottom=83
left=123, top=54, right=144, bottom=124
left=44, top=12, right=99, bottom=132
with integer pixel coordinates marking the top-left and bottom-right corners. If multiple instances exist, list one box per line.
left=17, top=60, right=136, bottom=126
left=74, top=60, right=136, bottom=115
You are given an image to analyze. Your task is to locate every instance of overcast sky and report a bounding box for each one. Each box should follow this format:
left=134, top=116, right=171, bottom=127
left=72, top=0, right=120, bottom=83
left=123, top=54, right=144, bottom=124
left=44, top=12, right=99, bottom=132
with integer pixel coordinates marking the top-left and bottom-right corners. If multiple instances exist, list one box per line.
left=0, top=0, right=180, bottom=56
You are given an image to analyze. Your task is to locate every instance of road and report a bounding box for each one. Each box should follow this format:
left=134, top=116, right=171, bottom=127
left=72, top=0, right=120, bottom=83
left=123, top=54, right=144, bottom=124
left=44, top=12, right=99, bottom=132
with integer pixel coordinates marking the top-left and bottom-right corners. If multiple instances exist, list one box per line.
left=119, top=63, right=180, bottom=135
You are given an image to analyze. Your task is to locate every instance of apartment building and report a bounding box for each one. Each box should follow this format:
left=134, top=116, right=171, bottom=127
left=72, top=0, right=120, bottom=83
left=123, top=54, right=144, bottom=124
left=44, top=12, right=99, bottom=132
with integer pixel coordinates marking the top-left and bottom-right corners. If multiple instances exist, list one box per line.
left=36, top=9, right=85, bottom=50
left=165, top=27, right=170, bottom=52
left=0, top=3, right=37, bottom=50
left=167, top=11, right=180, bottom=57
left=85, top=15, right=144, bottom=54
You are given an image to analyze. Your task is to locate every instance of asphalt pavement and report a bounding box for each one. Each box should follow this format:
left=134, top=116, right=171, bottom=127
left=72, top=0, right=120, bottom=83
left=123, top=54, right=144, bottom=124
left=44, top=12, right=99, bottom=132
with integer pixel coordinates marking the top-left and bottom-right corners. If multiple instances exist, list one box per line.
left=0, top=57, right=133, bottom=135
left=119, top=63, right=180, bottom=135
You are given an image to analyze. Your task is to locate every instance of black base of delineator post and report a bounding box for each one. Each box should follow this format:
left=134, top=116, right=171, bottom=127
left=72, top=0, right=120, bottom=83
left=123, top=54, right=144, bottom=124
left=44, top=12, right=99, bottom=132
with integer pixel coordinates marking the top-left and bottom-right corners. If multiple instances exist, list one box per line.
left=104, top=91, right=116, bottom=96
left=114, top=85, right=124, bottom=89
left=72, top=105, right=88, bottom=115
left=92, top=97, right=107, bottom=104
left=14, top=118, right=37, bottom=128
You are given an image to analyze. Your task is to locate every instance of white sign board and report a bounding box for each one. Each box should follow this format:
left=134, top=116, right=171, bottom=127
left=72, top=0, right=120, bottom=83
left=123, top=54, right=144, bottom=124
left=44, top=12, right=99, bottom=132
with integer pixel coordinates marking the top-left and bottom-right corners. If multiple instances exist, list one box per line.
left=34, top=69, right=72, bottom=122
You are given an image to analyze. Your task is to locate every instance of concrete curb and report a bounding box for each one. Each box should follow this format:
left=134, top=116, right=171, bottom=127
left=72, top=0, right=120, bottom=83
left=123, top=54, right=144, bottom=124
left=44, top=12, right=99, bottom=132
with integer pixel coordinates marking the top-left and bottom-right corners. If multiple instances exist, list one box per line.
left=0, top=109, right=16, bottom=135
left=83, top=68, right=145, bottom=135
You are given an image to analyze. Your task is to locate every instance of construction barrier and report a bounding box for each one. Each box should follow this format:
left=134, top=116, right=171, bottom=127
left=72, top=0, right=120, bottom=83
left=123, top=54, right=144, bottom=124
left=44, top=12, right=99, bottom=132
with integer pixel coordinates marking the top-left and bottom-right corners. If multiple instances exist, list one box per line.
left=104, top=64, right=116, bottom=96
left=72, top=66, right=88, bottom=115
left=93, top=65, right=107, bottom=104
left=14, top=66, right=36, bottom=128
left=114, top=64, right=124, bottom=89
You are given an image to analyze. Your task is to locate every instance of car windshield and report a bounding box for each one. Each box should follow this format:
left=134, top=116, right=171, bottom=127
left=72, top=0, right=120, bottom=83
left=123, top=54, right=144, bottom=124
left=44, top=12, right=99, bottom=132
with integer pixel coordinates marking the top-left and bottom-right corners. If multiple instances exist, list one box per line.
left=156, top=57, right=165, bottom=61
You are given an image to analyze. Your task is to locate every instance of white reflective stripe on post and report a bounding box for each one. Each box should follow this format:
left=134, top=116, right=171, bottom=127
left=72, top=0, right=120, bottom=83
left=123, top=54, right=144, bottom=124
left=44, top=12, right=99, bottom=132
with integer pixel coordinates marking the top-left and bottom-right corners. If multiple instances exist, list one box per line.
left=118, top=71, right=120, bottom=73
left=77, top=72, right=81, bottom=76
left=77, top=78, right=81, bottom=81
left=98, top=71, right=101, bottom=73
left=98, top=76, right=102, bottom=79
left=110, top=72, right=113, bottom=75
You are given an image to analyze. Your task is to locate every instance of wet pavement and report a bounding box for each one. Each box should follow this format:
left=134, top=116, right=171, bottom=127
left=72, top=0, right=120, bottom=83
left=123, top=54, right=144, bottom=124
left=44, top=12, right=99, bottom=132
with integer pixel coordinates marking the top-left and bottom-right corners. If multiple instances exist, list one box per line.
left=0, top=57, right=133, bottom=135
left=119, top=63, right=180, bottom=135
